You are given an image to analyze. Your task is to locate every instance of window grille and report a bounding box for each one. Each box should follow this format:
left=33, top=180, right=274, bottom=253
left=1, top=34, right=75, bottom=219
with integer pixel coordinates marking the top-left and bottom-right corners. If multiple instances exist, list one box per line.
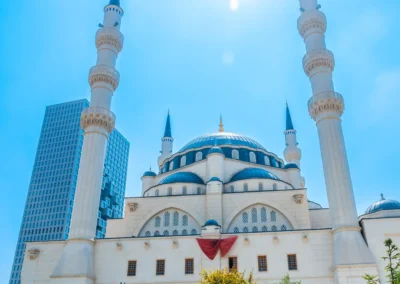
left=233, top=227, right=239, bottom=233
left=127, top=260, right=137, bottom=276
left=242, top=212, right=248, bottom=223
left=182, top=215, right=188, bottom=226
left=155, top=216, right=161, bottom=227
left=182, top=229, right=188, bottom=235
left=251, top=208, right=258, bottom=223
left=232, top=150, right=239, bottom=160
left=271, top=225, right=277, bottom=231
left=271, top=211, right=276, bottom=222
left=228, top=257, right=238, bottom=272
left=252, top=226, right=258, bottom=232
left=261, top=207, right=267, bottom=222
left=287, top=254, right=298, bottom=270
left=191, top=229, right=197, bottom=235
left=281, top=225, right=287, bottom=231
left=163, top=230, right=169, bottom=236
left=262, top=226, right=268, bottom=232
left=243, top=227, right=248, bottom=233
left=164, top=212, right=170, bottom=227
left=185, top=258, right=194, bottom=274
left=154, top=230, right=160, bottom=236
left=258, top=256, right=267, bottom=272
left=145, top=231, right=151, bottom=237
left=173, top=212, right=179, bottom=226
left=173, top=230, right=178, bottom=236
left=156, top=259, right=165, bottom=275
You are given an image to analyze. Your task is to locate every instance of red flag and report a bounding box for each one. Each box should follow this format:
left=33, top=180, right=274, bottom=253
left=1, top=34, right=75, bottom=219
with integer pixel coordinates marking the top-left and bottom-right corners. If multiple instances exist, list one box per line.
left=196, top=236, right=238, bottom=260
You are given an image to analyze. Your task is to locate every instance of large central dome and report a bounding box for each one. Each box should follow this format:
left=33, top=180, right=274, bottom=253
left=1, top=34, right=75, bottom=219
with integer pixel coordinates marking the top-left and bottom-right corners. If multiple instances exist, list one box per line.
left=178, top=132, right=266, bottom=153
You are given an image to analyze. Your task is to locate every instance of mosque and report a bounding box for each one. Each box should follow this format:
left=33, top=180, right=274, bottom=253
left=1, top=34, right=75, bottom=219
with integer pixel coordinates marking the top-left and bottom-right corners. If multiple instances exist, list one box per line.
left=21, top=0, right=400, bottom=284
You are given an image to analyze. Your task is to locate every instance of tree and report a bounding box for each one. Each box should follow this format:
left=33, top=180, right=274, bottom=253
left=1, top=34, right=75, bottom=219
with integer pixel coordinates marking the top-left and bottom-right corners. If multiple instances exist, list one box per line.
left=200, top=268, right=256, bottom=284
left=277, top=274, right=301, bottom=284
left=363, top=238, right=400, bottom=284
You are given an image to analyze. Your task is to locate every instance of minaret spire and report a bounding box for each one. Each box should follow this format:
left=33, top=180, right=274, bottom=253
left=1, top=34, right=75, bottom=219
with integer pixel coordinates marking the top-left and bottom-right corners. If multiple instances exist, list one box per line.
left=286, top=102, right=294, bottom=130
left=297, top=0, right=376, bottom=278
left=109, top=0, right=120, bottom=6
left=163, top=110, right=172, bottom=138
left=158, top=111, right=174, bottom=167
left=219, top=115, right=224, bottom=132
left=283, top=102, right=301, bottom=167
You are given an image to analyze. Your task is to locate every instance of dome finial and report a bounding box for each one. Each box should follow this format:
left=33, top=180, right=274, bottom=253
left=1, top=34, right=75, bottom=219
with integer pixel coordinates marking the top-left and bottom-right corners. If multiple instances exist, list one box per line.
left=219, top=114, right=224, bottom=132
left=381, top=193, right=385, bottom=200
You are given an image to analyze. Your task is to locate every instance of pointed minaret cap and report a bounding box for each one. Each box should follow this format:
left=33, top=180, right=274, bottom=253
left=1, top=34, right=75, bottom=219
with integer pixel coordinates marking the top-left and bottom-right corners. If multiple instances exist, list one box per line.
left=109, top=0, right=121, bottom=7
left=163, top=110, right=172, bottom=138
left=219, top=115, right=224, bottom=132
left=286, top=102, right=294, bottom=131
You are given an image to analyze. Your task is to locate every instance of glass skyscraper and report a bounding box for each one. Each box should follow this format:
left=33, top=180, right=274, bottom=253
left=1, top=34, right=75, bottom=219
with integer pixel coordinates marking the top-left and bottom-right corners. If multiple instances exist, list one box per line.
left=9, top=99, right=130, bottom=284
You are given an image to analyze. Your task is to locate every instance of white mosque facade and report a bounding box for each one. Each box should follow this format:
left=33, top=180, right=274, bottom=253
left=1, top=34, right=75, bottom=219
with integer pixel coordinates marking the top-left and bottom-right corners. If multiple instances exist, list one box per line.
left=21, top=0, right=400, bottom=284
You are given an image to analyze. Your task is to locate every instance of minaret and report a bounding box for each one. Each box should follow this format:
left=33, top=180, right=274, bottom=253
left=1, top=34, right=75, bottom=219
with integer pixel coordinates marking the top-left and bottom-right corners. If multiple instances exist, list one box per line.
left=51, top=1, right=124, bottom=282
left=297, top=0, right=377, bottom=279
left=219, top=115, right=224, bottom=132
left=158, top=111, right=174, bottom=167
left=283, top=103, right=301, bottom=167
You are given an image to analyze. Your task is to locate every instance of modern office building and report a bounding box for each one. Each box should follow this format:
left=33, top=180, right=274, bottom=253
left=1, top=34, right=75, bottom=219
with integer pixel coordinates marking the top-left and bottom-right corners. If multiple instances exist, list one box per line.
left=9, top=99, right=129, bottom=284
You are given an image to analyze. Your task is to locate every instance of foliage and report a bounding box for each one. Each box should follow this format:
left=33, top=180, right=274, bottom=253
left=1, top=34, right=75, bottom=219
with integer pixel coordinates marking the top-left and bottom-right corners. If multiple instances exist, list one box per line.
left=363, top=238, right=400, bottom=284
left=277, top=274, right=301, bottom=284
left=200, top=268, right=256, bottom=284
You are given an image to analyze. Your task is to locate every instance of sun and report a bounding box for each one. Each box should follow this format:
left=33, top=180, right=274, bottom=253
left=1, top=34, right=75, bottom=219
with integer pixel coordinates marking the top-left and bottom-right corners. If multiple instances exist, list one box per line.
left=229, top=0, right=239, bottom=11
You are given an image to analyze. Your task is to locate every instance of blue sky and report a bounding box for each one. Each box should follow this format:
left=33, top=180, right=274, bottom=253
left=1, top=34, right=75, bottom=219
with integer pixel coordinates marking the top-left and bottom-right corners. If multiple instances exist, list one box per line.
left=1, top=0, right=399, bottom=281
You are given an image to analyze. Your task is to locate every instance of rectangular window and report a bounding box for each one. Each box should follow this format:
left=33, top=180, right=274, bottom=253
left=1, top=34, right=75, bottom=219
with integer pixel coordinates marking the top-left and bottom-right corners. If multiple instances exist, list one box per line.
left=156, top=259, right=165, bottom=276
left=258, top=255, right=267, bottom=272
left=127, top=260, right=136, bottom=276
left=185, top=258, right=194, bottom=275
left=228, top=257, right=237, bottom=272
left=287, top=254, right=298, bottom=270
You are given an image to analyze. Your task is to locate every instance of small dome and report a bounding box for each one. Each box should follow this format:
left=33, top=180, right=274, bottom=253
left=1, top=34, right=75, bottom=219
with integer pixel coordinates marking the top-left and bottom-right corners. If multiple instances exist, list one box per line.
left=284, top=163, right=299, bottom=169
left=159, top=172, right=204, bottom=185
left=142, top=170, right=156, bottom=177
left=207, top=147, right=225, bottom=156
left=365, top=195, right=400, bottom=215
left=208, top=176, right=222, bottom=182
left=108, top=0, right=121, bottom=6
left=203, top=219, right=220, bottom=227
left=230, top=168, right=280, bottom=183
left=308, top=200, right=322, bottom=209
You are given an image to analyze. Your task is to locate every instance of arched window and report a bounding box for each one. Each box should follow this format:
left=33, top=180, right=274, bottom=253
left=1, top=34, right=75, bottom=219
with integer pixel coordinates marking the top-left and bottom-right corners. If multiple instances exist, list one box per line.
left=271, top=211, right=276, bottom=222
left=182, top=229, right=188, bottom=235
left=173, top=212, right=179, bottom=226
left=182, top=186, right=187, bottom=195
left=264, top=156, right=270, bottom=166
left=169, top=161, right=174, bottom=171
left=232, top=149, right=239, bottom=160
left=163, top=230, right=169, bottom=236
left=173, top=230, right=178, bottom=236
left=145, top=231, right=151, bottom=237
left=271, top=225, right=277, bottom=232
left=155, top=189, right=159, bottom=196
left=182, top=215, right=188, bottom=226
left=242, top=212, right=248, bottom=223
left=195, top=152, right=203, bottom=162
left=180, top=156, right=186, bottom=167
left=191, top=229, right=197, bottom=235
left=249, top=152, right=256, bottom=163
left=273, top=183, right=277, bottom=190
left=164, top=212, right=170, bottom=226
left=197, top=187, right=202, bottom=195
left=243, top=227, right=249, bottom=233
left=251, top=208, right=258, bottom=223
left=155, top=216, right=161, bottom=227
left=258, top=182, right=263, bottom=191
left=244, top=183, right=248, bottom=192
left=261, top=207, right=267, bottom=222
left=252, top=226, right=258, bottom=232
left=262, top=226, right=268, bottom=232
left=281, top=225, right=287, bottom=231
left=167, top=187, right=172, bottom=196
left=230, top=185, right=234, bottom=193
left=233, top=227, right=239, bottom=233
left=154, top=230, right=160, bottom=236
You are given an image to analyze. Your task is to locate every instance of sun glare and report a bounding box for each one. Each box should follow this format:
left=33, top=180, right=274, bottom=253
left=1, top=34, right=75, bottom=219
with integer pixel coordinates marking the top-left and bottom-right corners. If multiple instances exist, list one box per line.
left=230, top=0, right=239, bottom=11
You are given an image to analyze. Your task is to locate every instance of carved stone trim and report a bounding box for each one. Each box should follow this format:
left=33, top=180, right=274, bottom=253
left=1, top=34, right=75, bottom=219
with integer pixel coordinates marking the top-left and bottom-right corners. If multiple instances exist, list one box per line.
left=128, top=202, right=138, bottom=212
left=293, top=194, right=304, bottom=204
left=308, top=92, right=344, bottom=120
left=273, top=236, right=279, bottom=245
left=96, top=27, right=124, bottom=53
left=172, top=240, right=179, bottom=248
left=303, top=48, right=334, bottom=77
left=298, top=10, right=327, bottom=38
left=28, top=249, right=40, bottom=260
left=144, top=242, right=150, bottom=250
left=80, top=107, right=115, bottom=133
left=116, top=242, right=123, bottom=251
left=88, top=64, right=120, bottom=91
left=302, top=234, right=309, bottom=244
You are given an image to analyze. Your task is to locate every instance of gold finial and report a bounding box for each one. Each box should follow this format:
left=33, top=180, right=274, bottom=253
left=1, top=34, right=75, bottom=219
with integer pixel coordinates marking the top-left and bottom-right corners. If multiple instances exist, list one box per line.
left=219, top=115, right=224, bottom=132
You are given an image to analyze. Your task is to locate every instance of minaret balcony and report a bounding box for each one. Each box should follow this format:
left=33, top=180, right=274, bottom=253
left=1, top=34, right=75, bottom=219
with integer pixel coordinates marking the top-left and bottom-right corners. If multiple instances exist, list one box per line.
left=80, top=106, right=116, bottom=133
left=297, top=10, right=326, bottom=39
left=302, top=48, right=334, bottom=77
left=89, top=64, right=120, bottom=91
left=308, top=91, right=344, bottom=120
left=95, top=27, right=124, bottom=53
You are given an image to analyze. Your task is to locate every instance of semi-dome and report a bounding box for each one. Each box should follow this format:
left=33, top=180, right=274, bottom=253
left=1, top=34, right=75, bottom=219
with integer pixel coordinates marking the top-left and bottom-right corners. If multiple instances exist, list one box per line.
left=230, top=168, right=280, bottom=183
left=159, top=172, right=204, bottom=185
left=142, top=170, right=156, bottom=177
left=203, top=219, right=220, bottom=227
left=207, top=146, right=225, bottom=156
left=208, top=176, right=222, bottom=182
left=179, top=132, right=266, bottom=153
left=365, top=195, right=400, bottom=215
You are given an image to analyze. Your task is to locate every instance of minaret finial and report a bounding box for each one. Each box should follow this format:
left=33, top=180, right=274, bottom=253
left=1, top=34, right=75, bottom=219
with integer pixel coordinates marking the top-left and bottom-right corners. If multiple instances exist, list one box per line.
left=286, top=102, right=294, bottom=130
left=381, top=193, right=385, bottom=200
left=163, top=110, right=172, bottom=138
left=219, top=115, right=224, bottom=132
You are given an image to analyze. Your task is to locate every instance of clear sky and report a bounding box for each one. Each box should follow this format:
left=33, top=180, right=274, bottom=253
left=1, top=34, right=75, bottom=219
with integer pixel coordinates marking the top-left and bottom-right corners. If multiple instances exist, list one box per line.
left=1, top=0, right=399, bottom=281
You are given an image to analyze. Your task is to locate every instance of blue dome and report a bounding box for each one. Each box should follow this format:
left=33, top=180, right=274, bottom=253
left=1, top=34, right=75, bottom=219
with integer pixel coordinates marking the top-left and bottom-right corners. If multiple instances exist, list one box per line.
left=142, top=171, right=156, bottom=177
left=179, top=132, right=266, bottom=153
left=159, top=172, right=204, bottom=185
left=109, top=0, right=121, bottom=6
left=284, top=163, right=299, bottom=169
left=208, top=176, right=222, bottom=182
left=365, top=196, right=400, bottom=214
left=207, top=147, right=225, bottom=156
left=203, top=219, right=220, bottom=227
left=230, top=168, right=280, bottom=182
